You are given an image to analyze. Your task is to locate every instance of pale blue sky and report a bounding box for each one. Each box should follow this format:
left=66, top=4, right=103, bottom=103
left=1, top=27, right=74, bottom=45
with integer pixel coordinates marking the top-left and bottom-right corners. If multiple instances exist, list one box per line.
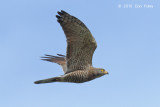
left=0, top=0, right=160, bottom=107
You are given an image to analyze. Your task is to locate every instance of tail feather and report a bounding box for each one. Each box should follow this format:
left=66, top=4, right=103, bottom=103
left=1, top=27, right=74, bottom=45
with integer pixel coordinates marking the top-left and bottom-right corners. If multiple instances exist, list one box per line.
left=34, top=77, right=61, bottom=84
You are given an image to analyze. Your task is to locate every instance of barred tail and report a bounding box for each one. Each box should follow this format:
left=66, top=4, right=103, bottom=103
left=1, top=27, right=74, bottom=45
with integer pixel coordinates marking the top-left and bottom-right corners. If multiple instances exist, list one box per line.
left=34, top=77, right=61, bottom=84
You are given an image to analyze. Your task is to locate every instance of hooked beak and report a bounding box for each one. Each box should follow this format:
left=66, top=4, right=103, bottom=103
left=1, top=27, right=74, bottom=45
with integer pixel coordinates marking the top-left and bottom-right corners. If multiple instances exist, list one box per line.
left=104, top=70, right=109, bottom=74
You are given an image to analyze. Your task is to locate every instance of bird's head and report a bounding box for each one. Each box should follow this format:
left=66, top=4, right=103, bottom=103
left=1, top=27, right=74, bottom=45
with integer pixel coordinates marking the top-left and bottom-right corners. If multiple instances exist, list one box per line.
left=95, top=68, right=109, bottom=77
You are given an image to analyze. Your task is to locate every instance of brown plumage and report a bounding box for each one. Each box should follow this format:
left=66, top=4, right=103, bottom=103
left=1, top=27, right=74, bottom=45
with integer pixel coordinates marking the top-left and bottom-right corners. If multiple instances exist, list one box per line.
left=34, top=10, right=108, bottom=84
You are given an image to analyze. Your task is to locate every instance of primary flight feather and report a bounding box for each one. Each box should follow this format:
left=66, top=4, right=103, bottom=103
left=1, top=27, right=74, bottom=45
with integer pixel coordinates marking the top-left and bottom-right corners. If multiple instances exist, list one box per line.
left=34, top=10, right=108, bottom=84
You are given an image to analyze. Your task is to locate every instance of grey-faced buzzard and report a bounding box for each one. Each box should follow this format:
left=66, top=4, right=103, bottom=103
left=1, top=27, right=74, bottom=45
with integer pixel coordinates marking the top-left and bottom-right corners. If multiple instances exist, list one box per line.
left=34, top=10, right=108, bottom=84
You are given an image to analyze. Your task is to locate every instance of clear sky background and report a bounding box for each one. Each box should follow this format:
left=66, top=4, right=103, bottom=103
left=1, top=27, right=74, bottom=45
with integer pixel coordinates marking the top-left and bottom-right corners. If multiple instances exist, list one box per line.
left=0, top=0, right=160, bottom=107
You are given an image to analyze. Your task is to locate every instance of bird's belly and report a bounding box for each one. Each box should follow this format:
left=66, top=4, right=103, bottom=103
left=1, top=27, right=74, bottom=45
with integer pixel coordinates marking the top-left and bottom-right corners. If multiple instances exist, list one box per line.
left=63, top=71, right=95, bottom=83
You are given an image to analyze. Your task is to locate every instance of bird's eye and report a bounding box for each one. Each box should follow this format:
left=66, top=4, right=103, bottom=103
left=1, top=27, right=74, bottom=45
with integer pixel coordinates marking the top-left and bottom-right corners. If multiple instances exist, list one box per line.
left=101, top=69, right=104, bottom=72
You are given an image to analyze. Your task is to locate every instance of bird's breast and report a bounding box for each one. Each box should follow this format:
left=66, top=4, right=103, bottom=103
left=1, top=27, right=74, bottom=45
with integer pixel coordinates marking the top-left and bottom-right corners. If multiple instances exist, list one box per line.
left=63, top=70, right=95, bottom=83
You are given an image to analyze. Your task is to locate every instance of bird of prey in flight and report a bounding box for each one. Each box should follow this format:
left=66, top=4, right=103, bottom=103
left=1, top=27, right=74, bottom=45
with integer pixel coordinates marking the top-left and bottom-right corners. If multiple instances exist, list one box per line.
left=34, top=10, right=108, bottom=84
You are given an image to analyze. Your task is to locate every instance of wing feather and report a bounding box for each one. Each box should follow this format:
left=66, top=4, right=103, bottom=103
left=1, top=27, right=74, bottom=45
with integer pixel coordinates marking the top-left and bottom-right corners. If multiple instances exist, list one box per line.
left=41, top=54, right=67, bottom=73
left=56, top=10, right=97, bottom=73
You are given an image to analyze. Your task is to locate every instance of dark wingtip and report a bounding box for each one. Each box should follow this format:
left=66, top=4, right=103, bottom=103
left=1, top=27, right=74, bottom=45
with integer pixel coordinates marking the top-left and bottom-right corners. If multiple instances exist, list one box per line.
left=57, top=10, right=68, bottom=15
left=57, top=11, right=63, bottom=15
left=56, top=10, right=69, bottom=24
left=56, top=15, right=61, bottom=19
left=61, top=10, right=67, bottom=14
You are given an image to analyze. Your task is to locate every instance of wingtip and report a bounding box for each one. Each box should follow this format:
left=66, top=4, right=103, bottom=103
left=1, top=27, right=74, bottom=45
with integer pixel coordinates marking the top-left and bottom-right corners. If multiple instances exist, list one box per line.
left=56, top=10, right=69, bottom=24
left=57, top=10, right=68, bottom=15
left=61, top=10, right=67, bottom=14
left=56, top=15, right=61, bottom=19
left=57, top=11, right=63, bottom=15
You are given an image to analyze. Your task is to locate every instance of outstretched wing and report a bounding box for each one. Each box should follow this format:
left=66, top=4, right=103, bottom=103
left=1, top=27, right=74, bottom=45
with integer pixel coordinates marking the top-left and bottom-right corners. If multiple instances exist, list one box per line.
left=41, top=54, right=67, bottom=73
left=56, top=10, right=97, bottom=73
